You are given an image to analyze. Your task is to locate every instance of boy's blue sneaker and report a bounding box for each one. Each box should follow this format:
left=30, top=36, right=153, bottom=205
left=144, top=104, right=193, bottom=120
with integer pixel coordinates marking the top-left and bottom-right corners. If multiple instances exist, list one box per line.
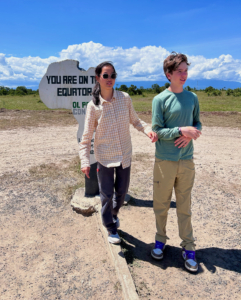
left=151, top=241, right=165, bottom=260
left=182, top=249, right=198, bottom=272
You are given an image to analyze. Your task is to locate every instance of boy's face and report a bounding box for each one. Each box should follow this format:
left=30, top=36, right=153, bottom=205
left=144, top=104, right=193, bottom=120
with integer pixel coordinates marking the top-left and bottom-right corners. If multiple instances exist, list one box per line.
left=166, top=62, right=188, bottom=86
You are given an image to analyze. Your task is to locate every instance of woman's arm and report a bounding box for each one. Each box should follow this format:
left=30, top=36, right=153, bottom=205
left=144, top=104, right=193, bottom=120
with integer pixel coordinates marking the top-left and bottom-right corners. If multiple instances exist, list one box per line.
left=79, top=103, right=96, bottom=177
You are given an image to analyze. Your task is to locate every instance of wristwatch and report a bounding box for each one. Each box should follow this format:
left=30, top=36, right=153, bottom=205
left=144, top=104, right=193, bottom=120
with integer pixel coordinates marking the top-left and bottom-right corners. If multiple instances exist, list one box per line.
left=178, top=127, right=183, bottom=136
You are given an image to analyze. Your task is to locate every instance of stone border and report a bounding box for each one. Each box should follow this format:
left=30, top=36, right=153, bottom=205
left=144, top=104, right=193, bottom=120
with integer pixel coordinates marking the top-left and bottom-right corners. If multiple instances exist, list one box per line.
left=71, top=188, right=138, bottom=299
left=95, top=211, right=139, bottom=300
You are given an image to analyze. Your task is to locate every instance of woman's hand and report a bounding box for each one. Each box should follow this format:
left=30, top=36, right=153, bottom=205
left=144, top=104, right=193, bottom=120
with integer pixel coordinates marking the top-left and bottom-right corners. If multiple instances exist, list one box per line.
left=81, top=167, right=90, bottom=178
left=147, top=131, right=158, bottom=143
left=174, top=136, right=192, bottom=148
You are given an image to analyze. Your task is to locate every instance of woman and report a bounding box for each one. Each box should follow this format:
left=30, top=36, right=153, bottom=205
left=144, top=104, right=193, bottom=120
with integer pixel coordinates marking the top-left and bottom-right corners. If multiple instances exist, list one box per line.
left=79, top=61, right=157, bottom=244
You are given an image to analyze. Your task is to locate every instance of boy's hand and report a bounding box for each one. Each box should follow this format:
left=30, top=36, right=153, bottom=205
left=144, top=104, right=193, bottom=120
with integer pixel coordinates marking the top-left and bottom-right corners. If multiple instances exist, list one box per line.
left=147, top=131, right=158, bottom=143
left=175, top=136, right=192, bottom=148
left=81, top=167, right=90, bottom=178
left=180, top=126, right=201, bottom=140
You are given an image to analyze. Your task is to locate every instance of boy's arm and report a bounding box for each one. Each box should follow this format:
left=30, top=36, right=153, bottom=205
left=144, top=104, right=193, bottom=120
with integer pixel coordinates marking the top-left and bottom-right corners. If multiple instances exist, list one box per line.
left=152, top=97, right=180, bottom=140
left=152, top=96, right=201, bottom=141
left=175, top=95, right=202, bottom=148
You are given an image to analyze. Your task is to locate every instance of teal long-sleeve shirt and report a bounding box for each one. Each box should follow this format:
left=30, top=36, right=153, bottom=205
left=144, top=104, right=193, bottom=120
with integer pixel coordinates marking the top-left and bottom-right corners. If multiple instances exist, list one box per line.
left=152, top=89, right=202, bottom=161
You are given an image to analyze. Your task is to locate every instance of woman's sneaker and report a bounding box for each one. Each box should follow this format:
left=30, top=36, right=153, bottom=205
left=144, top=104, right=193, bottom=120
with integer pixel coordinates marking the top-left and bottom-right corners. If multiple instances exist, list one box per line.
left=151, top=241, right=165, bottom=260
left=107, top=230, right=121, bottom=244
left=182, top=249, right=198, bottom=272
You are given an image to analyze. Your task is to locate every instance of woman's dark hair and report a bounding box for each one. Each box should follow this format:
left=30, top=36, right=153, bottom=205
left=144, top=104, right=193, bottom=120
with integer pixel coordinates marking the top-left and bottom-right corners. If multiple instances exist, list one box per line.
left=92, top=61, right=117, bottom=105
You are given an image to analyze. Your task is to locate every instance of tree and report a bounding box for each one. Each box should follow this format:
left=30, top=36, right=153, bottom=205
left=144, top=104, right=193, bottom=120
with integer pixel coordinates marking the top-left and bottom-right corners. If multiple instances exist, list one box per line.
left=152, top=84, right=161, bottom=93
left=185, top=86, right=192, bottom=91
left=128, top=85, right=137, bottom=95
left=164, top=82, right=170, bottom=88
left=119, top=85, right=128, bottom=92
left=205, top=86, right=215, bottom=93
left=15, top=86, right=28, bottom=95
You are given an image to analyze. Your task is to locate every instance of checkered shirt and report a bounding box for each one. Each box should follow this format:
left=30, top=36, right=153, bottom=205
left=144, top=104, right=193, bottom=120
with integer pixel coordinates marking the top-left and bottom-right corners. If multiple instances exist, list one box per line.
left=79, top=90, right=151, bottom=169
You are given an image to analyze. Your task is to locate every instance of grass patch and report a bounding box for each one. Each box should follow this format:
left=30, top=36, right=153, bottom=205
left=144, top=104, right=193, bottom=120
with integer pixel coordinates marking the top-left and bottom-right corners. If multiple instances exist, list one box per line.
left=197, top=91, right=241, bottom=112
left=1, top=91, right=241, bottom=113
left=200, top=111, right=241, bottom=128
left=113, top=281, right=122, bottom=291
left=28, top=156, right=85, bottom=203
left=0, top=109, right=77, bottom=130
left=0, top=92, right=240, bottom=129
left=0, top=94, right=50, bottom=110
left=132, top=91, right=241, bottom=113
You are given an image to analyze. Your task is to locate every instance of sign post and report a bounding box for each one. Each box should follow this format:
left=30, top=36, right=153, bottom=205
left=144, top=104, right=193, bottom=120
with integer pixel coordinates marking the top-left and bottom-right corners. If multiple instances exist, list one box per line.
left=39, top=59, right=99, bottom=198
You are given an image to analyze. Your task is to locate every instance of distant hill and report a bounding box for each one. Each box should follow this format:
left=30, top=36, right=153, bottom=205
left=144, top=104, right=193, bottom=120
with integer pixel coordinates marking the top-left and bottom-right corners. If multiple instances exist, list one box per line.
left=2, top=79, right=240, bottom=91
left=115, top=79, right=241, bottom=90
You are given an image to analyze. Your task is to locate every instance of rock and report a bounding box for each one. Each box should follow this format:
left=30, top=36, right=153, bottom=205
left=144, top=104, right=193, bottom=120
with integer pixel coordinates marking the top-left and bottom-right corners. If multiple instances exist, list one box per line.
left=71, top=188, right=100, bottom=215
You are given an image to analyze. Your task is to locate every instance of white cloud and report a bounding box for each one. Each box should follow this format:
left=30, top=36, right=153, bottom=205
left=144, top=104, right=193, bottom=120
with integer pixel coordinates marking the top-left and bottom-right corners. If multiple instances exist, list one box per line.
left=1, top=42, right=241, bottom=88
left=188, top=54, right=241, bottom=81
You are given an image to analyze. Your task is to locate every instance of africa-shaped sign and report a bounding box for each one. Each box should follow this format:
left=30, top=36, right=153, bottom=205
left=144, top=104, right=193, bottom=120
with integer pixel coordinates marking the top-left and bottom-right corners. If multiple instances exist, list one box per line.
left=39, top=59, right=96, bottom=165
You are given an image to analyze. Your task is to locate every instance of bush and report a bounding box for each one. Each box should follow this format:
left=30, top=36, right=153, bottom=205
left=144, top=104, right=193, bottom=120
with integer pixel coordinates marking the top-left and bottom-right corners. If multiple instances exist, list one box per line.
left=15, top=86, right=28, bottom=95
left=226, top=88, right=241, bottom=97
left=205, top=86, right=216, bottom=93
left=207, top=89, right=222, bottom=96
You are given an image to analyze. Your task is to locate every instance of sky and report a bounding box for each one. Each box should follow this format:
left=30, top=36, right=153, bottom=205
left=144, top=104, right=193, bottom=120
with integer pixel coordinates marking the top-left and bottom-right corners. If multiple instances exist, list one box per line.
left=1, top=0, right=241, bottom=89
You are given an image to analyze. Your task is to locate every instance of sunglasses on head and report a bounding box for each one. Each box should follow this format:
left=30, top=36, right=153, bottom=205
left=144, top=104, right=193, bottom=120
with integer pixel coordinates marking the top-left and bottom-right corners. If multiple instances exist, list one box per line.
left=101, top=73, right=117, bottom=79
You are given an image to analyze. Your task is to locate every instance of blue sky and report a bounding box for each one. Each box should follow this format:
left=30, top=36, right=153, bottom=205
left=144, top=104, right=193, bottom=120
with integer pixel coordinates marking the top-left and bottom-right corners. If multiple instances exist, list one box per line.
left=1, top=0, right=241, bottom=88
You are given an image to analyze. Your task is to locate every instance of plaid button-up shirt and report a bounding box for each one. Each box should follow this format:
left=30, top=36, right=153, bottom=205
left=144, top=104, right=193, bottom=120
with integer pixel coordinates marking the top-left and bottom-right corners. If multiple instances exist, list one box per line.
left=79, top=90, right=151, bottom=169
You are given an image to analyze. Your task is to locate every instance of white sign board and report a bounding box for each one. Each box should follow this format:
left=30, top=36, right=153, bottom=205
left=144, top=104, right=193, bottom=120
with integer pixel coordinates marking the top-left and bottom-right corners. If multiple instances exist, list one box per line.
left=39, top=59, right=96, bottom=165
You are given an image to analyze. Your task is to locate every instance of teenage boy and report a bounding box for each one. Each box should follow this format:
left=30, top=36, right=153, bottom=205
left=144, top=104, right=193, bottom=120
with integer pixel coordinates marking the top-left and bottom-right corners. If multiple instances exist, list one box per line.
left=151, top=52, right=202, bottom=272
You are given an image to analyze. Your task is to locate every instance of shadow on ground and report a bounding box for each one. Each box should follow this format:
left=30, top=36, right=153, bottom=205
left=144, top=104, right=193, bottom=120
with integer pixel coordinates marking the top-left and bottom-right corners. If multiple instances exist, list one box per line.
left=128, top=197, right=176, bottom=208
left=118, top=230, right=241, bottom=275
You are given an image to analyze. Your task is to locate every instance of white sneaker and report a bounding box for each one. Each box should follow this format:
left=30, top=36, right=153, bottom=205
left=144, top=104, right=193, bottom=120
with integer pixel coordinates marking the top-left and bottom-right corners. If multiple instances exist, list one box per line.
left=108, top=231, right=121, bottom=244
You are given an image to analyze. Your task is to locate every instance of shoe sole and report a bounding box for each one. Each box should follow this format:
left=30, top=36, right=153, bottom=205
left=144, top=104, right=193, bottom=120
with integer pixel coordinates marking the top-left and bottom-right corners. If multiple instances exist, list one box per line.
left=108, top=237, right=121, bottom=244
left=184, top=262, right=198, bottom=272
left=182, top=253, right=198, bottom=272
left=151, top=251, right=163, bottom=260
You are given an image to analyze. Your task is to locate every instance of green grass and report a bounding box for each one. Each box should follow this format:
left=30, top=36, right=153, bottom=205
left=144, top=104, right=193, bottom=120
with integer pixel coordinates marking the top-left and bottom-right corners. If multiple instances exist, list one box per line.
left=196, top=91, right=241, bottom=112
left=131, top=91, right=241, bottom=112
left=1, top=91, right=241, bottom=112
left=0, top=94, right=50, bottom=110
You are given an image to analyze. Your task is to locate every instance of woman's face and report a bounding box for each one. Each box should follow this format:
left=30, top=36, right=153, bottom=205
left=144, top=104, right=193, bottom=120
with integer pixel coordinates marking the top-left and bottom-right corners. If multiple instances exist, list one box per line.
left=96, top=65, right=116, bottom=92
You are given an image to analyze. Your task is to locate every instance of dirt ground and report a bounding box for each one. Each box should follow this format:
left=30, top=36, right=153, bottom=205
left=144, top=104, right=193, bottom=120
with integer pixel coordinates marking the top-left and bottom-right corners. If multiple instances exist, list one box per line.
left=0, top=111, right=241, bottom=299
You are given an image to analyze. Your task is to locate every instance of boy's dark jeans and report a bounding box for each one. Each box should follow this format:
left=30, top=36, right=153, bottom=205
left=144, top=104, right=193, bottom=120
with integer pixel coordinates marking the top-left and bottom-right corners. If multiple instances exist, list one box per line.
left=97, top=162, right=130, bottom=232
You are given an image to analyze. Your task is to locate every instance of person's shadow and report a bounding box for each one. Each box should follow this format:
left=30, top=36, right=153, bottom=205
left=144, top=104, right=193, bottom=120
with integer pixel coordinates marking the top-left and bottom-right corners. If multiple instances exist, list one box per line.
left=118, top=230, right=241, bottom=274
left=124, top=197, right=240, bottom=273
left=127, top=197, right=176, bottom=208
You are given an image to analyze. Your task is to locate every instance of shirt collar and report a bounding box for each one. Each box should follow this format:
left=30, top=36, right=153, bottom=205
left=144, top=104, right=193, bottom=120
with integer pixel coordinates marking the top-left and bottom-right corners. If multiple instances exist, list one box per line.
left=99, top=89, right=117, bottom=105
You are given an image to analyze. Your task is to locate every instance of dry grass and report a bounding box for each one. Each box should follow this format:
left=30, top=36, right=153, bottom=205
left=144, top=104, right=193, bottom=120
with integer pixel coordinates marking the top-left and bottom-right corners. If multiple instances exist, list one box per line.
left=200, top=111, right=241, bottom=128
left=28, top=156, right=85, bottom=203
left=1, top=109, right=240, bottom=132
left=0, top=109, right=77, bottom=130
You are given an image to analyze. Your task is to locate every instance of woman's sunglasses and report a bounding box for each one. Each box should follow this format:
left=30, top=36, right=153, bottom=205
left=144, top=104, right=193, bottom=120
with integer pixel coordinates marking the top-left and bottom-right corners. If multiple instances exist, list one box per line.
left=101, top=73, right=117, bottom=79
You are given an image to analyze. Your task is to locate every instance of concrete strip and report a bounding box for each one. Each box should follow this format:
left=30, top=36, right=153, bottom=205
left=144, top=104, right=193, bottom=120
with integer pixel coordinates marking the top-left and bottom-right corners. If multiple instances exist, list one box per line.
left=95, top=211, right=139, bottom=300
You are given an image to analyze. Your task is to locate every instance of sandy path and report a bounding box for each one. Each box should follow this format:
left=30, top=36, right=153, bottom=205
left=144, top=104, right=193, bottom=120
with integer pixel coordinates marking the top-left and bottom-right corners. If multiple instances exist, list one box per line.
left=1, top=124, right=241, bottom=299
